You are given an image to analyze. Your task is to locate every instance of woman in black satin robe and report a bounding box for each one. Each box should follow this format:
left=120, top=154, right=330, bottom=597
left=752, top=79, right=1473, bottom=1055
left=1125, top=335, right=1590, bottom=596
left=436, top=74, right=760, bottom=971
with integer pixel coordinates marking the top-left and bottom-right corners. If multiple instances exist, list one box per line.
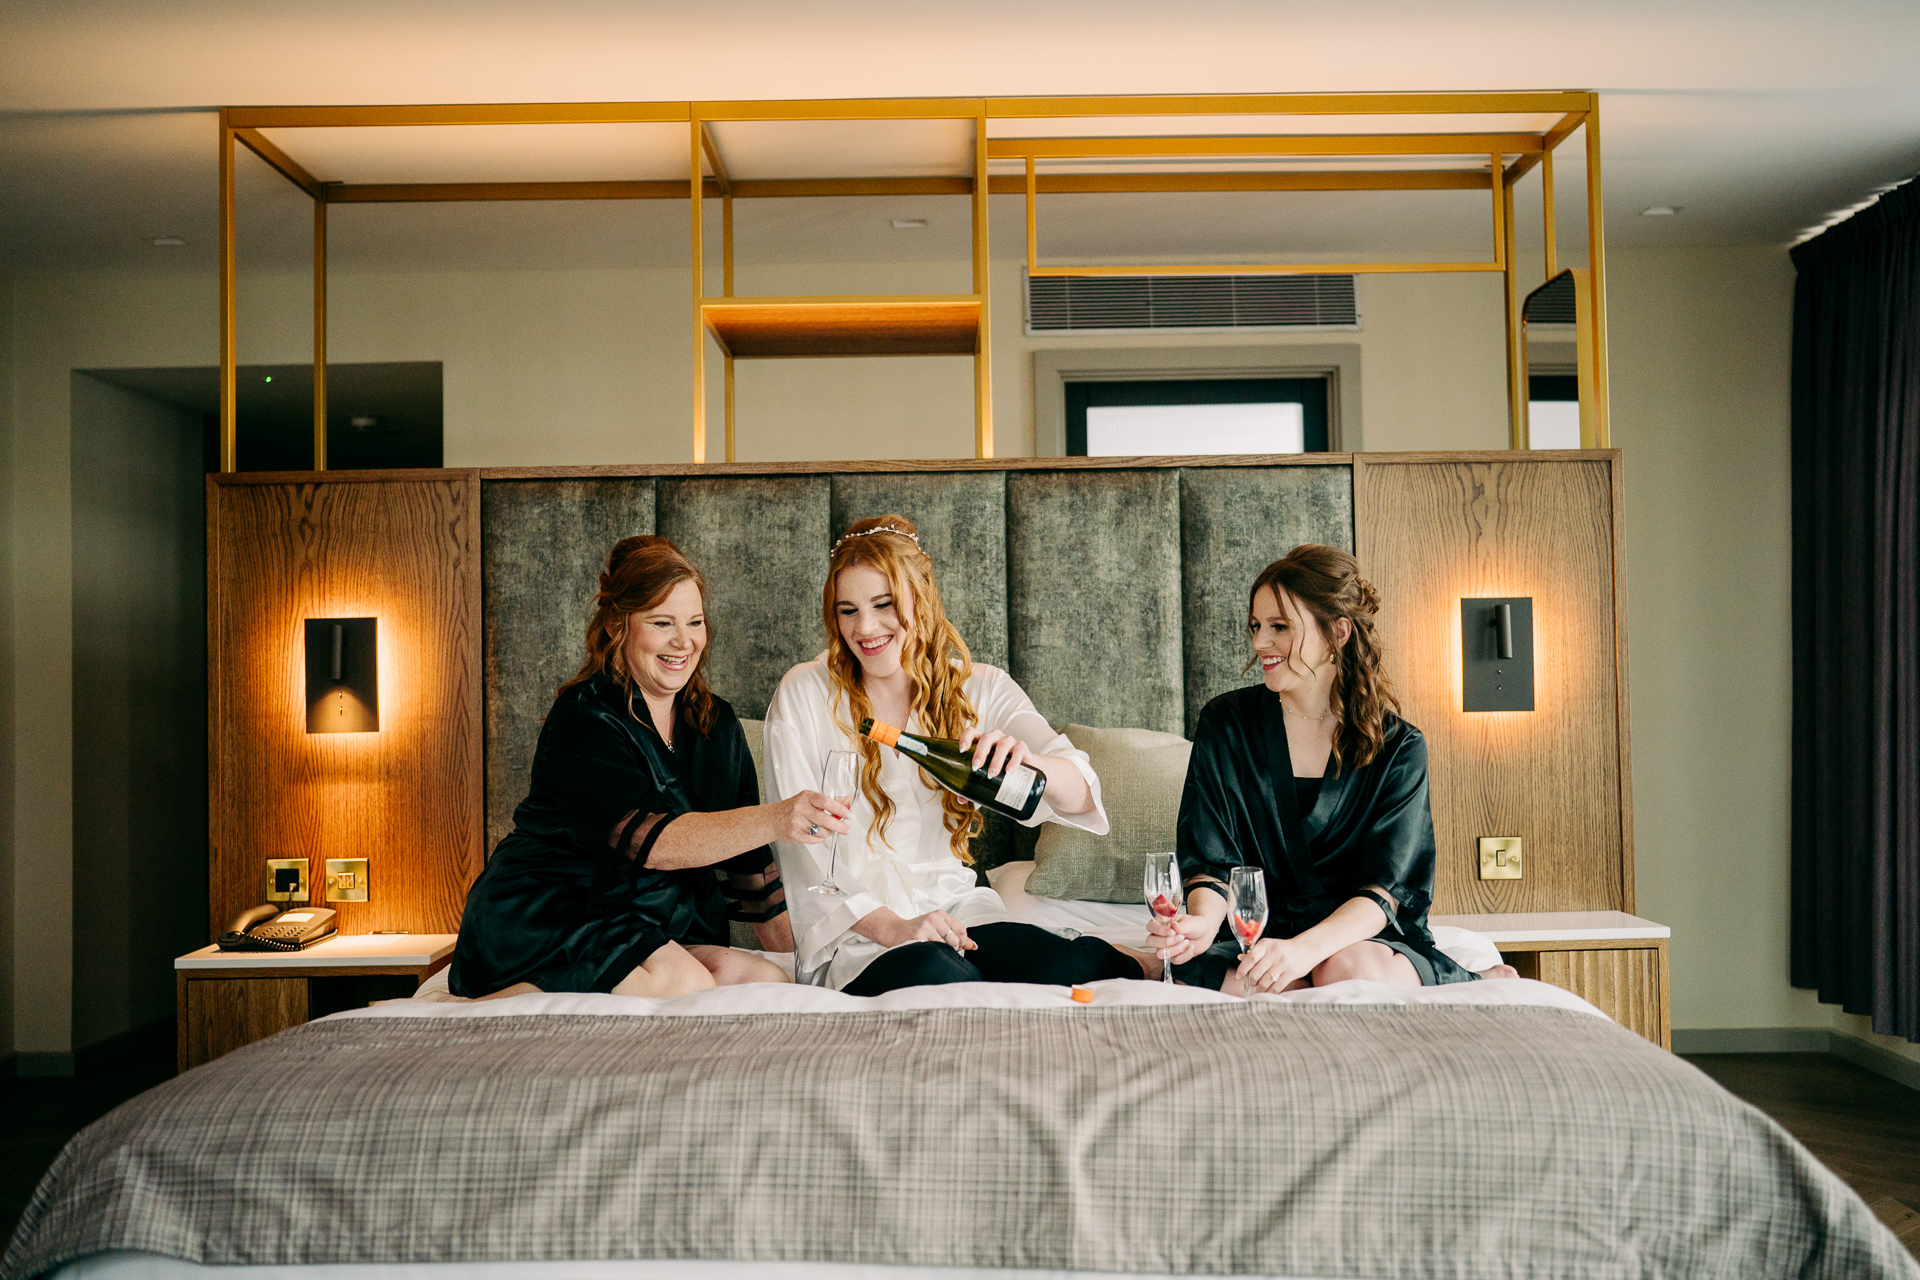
left=1150, top=545, right=1510, bottom=994
left=449, top=536, right=852, bottom=1000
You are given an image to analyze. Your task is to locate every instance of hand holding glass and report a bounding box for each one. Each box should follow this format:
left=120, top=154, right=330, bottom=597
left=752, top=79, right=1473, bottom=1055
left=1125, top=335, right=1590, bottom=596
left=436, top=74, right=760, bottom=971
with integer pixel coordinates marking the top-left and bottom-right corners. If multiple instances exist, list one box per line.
left=809, top=750, right=859, bottom=898
left=1143, top=851, right=1180, bottom=984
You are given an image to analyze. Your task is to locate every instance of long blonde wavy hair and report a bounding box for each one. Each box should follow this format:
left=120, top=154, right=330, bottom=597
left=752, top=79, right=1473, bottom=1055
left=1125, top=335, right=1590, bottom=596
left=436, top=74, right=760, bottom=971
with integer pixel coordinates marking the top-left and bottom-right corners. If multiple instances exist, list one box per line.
left=823, top=516, right=981, bottom=863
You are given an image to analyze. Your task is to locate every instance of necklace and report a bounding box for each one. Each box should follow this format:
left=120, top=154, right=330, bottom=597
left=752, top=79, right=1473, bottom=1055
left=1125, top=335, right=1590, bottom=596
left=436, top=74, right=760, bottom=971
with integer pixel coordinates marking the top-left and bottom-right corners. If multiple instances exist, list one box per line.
left=1281, top=701, right=1334, bottom=723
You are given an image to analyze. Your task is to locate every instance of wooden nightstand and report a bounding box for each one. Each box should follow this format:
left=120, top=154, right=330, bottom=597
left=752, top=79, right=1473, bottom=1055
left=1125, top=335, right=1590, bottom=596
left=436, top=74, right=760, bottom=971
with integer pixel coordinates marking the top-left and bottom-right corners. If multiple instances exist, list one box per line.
left=1432, top=912, right=1671, bottom=1048
left=174, top=934, right=457, bottom=1072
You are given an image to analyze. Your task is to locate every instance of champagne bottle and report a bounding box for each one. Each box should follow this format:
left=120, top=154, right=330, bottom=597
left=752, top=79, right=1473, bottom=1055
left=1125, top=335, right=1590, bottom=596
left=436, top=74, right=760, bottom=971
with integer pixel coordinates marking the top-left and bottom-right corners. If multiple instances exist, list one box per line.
left=860, top=718, right=1047, bottom=822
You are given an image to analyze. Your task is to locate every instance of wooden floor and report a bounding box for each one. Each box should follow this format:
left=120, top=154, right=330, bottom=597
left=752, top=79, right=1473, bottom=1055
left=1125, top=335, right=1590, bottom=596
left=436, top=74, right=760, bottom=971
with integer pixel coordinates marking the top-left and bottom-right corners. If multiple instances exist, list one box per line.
left=3, top=1046, right=1916, bottom=1256
left=1686, top=1052, right=1920, bottom=1255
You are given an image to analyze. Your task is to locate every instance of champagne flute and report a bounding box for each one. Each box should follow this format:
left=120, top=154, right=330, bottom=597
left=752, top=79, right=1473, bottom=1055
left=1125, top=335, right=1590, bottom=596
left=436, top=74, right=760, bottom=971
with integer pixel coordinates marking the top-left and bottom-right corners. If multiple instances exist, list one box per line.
left=1229, top=866, right=1268, bottom=962
left=1143, top=851, right=1180, bottom=985
left=809, top=749, right=859, bottom=897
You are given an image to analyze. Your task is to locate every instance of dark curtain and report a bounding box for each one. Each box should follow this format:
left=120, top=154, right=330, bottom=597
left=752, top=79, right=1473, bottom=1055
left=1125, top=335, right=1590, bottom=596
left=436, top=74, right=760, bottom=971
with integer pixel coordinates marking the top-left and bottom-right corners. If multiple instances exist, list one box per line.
left=1790, top=179, right=1920, bottom=1041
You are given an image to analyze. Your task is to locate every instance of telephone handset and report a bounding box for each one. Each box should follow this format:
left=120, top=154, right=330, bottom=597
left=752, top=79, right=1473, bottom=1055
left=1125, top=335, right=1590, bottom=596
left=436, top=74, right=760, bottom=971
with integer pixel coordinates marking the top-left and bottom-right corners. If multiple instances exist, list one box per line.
left=217, top=904, right=339, bottom=952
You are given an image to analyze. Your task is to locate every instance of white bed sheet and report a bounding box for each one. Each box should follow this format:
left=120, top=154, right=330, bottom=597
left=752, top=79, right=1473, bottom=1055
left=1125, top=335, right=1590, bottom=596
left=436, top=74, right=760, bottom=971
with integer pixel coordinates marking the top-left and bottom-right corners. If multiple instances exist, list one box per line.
left=383, top=860, right=1561, bottom=1020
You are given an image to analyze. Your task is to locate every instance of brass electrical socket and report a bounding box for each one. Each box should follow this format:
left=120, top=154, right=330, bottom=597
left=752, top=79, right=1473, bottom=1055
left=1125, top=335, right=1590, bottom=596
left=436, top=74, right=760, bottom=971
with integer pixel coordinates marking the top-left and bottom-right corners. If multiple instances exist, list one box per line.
left=1477, top=837, right=1523, bottom=880
left=325, top=858, right=370, bottom=902
left=265, top=858, right=310, bottom=904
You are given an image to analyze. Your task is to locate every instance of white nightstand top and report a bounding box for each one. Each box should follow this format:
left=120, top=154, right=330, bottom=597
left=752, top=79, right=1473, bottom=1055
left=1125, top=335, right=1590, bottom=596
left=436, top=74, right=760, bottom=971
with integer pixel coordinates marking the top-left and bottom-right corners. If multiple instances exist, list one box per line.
left=1431, top=911, right=1670, bottom=943
left=176, top=933, right=458, bottom=971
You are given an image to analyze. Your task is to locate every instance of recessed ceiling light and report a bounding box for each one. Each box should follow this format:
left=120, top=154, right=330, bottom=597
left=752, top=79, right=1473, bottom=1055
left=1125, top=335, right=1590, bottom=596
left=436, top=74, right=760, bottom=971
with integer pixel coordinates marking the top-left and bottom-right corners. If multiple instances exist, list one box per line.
left=890, top=218, right=928, bottom=230
left=147, top=235, right=187, bottom=247
left=350, top=416, right=378, bottom=429
left=1640, top=205, right=1682, bottom=217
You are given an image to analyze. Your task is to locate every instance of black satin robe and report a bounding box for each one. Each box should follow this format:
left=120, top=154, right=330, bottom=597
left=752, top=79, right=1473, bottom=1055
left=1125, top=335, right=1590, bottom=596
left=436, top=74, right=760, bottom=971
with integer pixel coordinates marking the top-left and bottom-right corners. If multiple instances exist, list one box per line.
left=449, top=672, right=775, bottom=997
left=1173, top=684, right=1472, bottom=987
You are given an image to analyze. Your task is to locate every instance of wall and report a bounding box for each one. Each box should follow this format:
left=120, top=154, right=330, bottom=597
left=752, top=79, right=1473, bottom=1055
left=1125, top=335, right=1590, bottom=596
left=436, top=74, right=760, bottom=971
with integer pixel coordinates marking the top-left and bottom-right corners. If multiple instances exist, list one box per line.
left=69, top=374, right=210, bottom=1052
left=1607, top=244, right=1832, bottom=1034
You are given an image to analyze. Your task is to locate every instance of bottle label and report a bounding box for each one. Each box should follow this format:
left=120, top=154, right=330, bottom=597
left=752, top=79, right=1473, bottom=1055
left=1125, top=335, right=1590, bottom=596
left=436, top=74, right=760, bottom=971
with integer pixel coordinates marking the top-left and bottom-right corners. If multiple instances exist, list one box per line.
left=995, top=764, right=1038, bottom=810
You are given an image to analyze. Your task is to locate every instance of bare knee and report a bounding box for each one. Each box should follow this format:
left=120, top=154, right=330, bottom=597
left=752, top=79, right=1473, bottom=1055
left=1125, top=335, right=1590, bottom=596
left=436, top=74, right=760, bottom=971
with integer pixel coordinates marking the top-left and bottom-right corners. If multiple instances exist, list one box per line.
left=1313, top=942, right=1417, bottom=988
left=692, top=945, right=791, bottom=986
left=611, top=942, right=716, bottom=998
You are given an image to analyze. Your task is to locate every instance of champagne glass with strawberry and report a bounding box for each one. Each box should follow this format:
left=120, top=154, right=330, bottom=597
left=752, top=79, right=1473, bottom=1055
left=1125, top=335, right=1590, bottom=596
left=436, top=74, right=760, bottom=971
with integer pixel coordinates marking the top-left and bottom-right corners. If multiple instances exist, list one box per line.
left=1143, top=851, right=1180, bottom=985
left=1228, top=866, right=1268, bottom=964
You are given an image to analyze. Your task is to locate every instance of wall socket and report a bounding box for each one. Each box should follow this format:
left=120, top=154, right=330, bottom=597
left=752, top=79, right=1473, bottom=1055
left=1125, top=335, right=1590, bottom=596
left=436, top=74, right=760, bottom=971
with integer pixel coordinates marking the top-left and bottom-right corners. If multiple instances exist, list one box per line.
left=1478, top=837, right=1523, bottom=880
left=325, top=858, right=370, bottom=902
left=265, top=858, right=310, bottom=903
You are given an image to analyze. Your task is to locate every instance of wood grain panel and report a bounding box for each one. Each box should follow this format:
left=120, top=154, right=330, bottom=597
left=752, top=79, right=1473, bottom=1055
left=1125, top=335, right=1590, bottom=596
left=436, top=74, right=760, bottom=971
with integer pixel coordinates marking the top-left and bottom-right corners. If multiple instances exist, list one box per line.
left=208, top=474, right=483, bottom=941
left=183, top=978, right=307, bottom=1070
left=1355, top=456, right=1626, bottom=916
left=1534, top=947, right=1666, bottom=1048
left=702, top=297, right=981, bottom=358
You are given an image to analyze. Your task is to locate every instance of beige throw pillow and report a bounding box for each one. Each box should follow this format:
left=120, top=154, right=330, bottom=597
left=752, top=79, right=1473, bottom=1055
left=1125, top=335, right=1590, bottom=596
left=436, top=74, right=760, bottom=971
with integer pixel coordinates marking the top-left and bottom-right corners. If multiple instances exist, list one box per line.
left=1028, top=724, right=1192, bottom=902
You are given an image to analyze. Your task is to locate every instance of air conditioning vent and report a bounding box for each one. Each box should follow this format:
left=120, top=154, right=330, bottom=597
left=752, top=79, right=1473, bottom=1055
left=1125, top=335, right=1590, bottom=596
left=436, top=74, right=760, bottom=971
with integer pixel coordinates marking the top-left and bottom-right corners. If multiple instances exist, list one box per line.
left=1027, top=273, right=1358, bottom=333
left=1525, top=273, right=1578, bottom=325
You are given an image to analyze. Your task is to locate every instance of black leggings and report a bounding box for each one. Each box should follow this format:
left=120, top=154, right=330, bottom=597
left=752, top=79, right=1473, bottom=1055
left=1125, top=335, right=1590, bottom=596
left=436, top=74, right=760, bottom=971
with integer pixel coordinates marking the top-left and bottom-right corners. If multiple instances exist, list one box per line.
left=842, top=921, right=1144, bottom=996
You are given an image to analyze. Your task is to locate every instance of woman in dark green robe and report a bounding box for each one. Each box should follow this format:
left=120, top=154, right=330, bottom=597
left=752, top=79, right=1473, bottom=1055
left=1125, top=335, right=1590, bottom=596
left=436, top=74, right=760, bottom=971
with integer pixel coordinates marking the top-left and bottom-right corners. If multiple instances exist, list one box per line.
left=449, top=536, right=850, bottom=1000
left=1152, top=544, right=1500, bottom=993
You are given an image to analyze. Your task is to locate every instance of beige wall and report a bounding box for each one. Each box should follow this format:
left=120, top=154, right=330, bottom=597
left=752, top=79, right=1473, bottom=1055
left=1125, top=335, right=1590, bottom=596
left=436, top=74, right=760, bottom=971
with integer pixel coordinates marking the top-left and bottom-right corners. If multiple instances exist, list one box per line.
left=1, top=244, right=1904, bottom=1062
left=1607, top=245, right=1830, bottom=1032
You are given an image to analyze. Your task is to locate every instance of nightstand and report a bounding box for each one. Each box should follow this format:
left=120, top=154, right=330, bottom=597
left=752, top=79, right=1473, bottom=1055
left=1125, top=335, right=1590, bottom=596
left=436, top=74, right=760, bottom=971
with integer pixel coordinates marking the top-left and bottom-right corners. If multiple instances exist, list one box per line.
left=1431, top=912, right=1671, bottom=1048
left=174, top=934, right=457, bottom=1072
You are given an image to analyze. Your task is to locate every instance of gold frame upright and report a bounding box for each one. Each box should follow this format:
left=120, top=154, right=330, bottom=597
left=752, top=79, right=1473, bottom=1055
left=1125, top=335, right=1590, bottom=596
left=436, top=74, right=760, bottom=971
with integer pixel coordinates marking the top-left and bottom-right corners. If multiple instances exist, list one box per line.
left=215, top=91, right=1610, bottom=470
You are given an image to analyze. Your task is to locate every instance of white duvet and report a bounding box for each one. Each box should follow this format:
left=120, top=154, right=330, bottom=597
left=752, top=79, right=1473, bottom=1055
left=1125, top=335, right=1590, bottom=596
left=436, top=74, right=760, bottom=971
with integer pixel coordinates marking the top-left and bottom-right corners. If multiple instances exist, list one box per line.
left=364, top=861, right=1602, bottom=1025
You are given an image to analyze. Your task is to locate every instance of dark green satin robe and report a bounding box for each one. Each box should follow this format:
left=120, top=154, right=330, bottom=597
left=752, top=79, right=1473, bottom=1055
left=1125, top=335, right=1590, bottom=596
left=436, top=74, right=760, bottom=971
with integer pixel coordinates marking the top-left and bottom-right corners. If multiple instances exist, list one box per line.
left=1173, top=684, right=1472, bottom=988
left=449, top=672, right=775, bottom=997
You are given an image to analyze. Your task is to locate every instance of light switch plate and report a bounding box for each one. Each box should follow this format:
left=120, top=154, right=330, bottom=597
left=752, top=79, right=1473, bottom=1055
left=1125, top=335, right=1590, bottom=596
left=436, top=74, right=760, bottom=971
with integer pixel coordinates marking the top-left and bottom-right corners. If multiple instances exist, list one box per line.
left=265, top=858, right=310, bottom=904
left=1478, top=837, right=1523, bottom=880
left=325, top=858, right=370, bottom=902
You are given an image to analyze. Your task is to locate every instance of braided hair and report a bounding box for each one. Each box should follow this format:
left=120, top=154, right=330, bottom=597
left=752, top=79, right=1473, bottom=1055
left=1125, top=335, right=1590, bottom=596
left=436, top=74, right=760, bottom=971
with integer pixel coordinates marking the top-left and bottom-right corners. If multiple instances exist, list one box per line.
left=1246, top=544, right=1397, bottom=773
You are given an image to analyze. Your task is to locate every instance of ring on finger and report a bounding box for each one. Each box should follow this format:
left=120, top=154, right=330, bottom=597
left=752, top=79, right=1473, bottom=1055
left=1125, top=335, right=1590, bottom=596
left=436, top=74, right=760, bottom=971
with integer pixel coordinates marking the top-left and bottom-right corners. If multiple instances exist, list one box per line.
left=809, top=823, right=820, bottom=836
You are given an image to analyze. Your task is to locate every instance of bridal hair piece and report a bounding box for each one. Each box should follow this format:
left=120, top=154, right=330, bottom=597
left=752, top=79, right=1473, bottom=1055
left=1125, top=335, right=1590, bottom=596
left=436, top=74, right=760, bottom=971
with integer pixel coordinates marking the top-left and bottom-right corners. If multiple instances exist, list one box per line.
left=830, top=523, right=920, bottom=554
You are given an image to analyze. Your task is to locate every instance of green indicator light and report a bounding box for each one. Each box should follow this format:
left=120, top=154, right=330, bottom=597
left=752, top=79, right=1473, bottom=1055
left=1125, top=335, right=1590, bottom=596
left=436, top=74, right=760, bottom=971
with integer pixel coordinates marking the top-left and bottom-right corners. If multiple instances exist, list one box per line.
left=263, top=375, right=272, bottom=383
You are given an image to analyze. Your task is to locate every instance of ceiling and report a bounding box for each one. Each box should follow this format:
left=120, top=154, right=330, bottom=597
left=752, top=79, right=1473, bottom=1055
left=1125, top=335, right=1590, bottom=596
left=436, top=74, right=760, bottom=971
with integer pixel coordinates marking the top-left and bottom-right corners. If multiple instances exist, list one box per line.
left=2, top=0, right=1917, bottom=275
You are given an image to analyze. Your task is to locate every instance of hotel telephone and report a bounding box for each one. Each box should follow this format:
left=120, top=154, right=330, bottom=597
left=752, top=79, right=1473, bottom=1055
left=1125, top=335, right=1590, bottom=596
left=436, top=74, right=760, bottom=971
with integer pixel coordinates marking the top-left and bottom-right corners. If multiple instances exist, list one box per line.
left=217, top=904, right=339, bottom=952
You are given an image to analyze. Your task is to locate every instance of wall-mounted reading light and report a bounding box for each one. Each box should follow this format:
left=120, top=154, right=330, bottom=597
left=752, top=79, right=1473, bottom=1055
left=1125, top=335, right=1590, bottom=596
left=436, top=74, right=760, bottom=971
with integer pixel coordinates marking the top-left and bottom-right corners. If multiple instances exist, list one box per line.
left=1461, top=598, right=1534, bottom=712
left=305, top=617, right=379, bottom=732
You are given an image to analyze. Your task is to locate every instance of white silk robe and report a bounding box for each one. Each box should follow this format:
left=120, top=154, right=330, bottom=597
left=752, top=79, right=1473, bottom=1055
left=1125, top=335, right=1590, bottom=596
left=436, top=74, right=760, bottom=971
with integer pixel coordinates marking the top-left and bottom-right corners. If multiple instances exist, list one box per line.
left=764, top=656, right=1109, bottom=989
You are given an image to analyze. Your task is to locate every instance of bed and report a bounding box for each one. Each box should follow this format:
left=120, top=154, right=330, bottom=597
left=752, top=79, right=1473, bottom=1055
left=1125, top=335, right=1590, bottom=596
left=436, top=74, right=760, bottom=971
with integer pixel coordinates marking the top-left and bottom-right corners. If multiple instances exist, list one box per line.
left=9, top=877, right=1916, bottom=1280
left=93, top=455, right=1902, bottom=1278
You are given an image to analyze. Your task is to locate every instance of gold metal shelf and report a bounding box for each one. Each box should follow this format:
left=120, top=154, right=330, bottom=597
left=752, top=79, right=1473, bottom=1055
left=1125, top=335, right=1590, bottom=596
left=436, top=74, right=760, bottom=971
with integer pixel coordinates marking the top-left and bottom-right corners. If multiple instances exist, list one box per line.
left=217, top=90, right=1611, bottom=470
left=701, top=296, right=983, bottom=359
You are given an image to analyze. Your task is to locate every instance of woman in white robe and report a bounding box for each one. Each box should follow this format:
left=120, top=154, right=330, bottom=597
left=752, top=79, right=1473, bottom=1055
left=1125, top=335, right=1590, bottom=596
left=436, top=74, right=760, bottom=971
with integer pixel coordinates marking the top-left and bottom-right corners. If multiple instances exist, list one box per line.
left=764, top=515, right=1160, bottom=994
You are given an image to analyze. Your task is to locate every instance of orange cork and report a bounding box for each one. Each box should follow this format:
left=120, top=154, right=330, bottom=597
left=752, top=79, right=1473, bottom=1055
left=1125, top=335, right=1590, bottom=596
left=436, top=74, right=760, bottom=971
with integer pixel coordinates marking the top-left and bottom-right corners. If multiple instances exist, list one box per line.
left=862, top=718, right=902, bottom=747
left=1070, top=985, right=1094, bottom=1003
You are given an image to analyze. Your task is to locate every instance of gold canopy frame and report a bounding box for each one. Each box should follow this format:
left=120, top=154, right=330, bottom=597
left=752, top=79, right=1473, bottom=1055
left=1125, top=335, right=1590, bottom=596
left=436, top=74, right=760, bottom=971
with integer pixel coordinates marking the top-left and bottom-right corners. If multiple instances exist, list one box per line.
left=217, top=92, right=1610, bottom=470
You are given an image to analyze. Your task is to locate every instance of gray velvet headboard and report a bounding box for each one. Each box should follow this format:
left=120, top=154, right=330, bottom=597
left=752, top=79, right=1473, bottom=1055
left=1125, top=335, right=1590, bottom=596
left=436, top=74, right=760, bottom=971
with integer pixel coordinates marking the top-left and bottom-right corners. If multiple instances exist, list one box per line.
left=480, top=461, right=1353, bottom=858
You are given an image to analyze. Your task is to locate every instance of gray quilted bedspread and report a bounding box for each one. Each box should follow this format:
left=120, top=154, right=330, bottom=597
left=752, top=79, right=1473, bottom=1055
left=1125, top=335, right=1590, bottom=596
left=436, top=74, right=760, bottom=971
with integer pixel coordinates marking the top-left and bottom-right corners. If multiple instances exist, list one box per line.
left=6, top=1002, right=1915, bottom=1279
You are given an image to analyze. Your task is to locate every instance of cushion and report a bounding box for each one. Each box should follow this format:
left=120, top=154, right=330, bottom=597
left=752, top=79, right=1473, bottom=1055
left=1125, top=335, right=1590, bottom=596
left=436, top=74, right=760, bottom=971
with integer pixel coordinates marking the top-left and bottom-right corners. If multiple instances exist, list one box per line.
left=1027, top=724, right=1192, bottom=902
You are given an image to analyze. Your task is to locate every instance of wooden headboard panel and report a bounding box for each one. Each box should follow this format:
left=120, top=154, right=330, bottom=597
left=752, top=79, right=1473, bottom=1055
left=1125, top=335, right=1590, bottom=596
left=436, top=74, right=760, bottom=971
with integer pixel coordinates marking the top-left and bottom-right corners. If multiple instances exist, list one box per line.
left=206, top=451, right=1630, bottom=937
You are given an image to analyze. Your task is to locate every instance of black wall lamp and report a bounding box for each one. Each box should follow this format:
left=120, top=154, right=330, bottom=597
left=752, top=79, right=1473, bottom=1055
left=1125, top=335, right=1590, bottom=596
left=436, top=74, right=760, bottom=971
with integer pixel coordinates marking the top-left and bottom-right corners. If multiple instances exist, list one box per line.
left=305, top=617, right=379, bottom=732
left=1461, top=598, right=1534, bottom=712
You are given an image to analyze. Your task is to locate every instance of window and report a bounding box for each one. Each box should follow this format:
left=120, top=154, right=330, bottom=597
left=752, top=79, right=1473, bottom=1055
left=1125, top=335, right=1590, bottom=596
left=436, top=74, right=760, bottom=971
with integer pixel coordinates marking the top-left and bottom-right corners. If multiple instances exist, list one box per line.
left=1065, top=377, right=1330, bottom=456
left=1528, top=373, right=1581, bottom=450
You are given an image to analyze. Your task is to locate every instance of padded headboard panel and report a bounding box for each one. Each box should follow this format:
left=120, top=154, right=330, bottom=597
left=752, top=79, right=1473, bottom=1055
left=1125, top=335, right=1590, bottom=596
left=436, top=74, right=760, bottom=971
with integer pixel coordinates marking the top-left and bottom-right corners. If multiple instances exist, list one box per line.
left=204, top=451, right=1630, bottom=935
left=480, top=462, right=1353, bottom=855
